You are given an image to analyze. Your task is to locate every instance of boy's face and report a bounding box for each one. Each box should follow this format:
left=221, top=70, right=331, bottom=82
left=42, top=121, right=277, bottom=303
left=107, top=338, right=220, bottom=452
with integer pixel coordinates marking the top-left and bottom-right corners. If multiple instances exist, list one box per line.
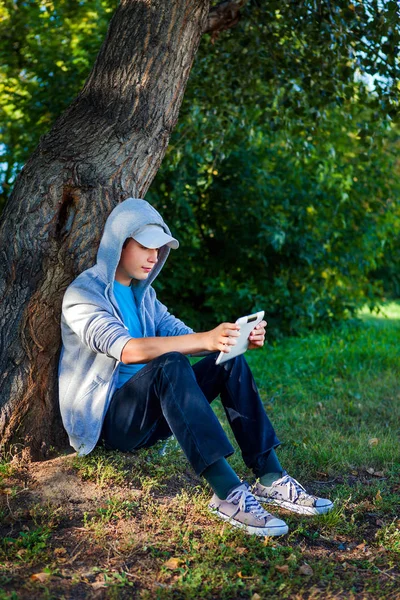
left=115, top=238, right=159, bottom=285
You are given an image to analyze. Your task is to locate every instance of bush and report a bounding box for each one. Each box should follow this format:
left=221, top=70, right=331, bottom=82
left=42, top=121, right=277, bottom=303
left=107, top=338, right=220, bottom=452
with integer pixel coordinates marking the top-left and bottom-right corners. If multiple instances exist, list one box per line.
left=149, top=102, right=400, bottom=335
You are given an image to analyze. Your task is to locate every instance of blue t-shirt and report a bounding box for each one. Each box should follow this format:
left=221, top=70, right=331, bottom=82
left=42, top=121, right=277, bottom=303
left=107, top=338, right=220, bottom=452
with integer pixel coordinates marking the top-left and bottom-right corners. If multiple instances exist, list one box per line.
left=114, top=280, right=145, bottom=388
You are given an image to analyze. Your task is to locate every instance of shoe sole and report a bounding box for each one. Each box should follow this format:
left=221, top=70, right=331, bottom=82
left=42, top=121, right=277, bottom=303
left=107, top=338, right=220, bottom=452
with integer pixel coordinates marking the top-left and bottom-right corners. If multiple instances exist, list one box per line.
left=254, top=496, right=334, bottom=516
left=209, top=508, right=289, bottom=536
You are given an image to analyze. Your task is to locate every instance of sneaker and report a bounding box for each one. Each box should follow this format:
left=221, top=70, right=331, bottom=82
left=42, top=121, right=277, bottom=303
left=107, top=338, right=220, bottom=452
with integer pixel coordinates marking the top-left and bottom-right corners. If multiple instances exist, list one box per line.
left=253, top=471, right=334, bottom=516
left=208, top=482, right=289, bottom=537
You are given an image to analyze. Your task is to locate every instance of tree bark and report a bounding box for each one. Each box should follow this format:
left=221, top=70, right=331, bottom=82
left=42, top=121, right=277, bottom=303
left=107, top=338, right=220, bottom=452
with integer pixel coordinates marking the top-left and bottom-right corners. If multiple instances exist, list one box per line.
left=0, top=0, right=210, bottom=460
left=204, top=0, right=249, bottom=35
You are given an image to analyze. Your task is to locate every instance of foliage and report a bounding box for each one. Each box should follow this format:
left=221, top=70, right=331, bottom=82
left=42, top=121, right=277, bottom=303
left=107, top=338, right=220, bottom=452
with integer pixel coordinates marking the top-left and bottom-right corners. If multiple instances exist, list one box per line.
left=370, top=196, right=400, bottom=298
left=152, top=104, right=399, bottom=332
left=149, top=2, right=400, bottom=332
left=0, top=0, right=117, bottom=204
left=0, top=0, right=399, bottom=333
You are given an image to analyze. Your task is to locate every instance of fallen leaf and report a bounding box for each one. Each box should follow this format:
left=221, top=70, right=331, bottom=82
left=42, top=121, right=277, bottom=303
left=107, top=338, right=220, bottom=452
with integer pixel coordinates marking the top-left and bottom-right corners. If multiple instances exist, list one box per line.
left=375, top=490, right=383, bottom=502
left=368, top=438, right=379, bottom=447
left=366, top=467, right=375, bottom=475
left=299, top=563, right=313, bottom=576
left=236, top=547, right=248, bottom=555
left=163, top=557, right=182, bottom=570
left=275, top=564, right=289, bottom=574
left=252, top=594, right=261, bottom=600
left=356, top=543, right=366, bottom=551
left=91, top=581, right=107, bottom=590
left=373, top=471, right=385, bottom=478
left=237, top=571, right=253, bottom=579
left=30, top=573, right=51, bottom=583
left=54, top=547, right=68, bottom=556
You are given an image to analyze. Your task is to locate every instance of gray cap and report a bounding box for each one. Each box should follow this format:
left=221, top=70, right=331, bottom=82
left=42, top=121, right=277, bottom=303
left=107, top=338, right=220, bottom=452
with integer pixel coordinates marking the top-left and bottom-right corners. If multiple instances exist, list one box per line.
left=132, top=224, right=179, bottom=249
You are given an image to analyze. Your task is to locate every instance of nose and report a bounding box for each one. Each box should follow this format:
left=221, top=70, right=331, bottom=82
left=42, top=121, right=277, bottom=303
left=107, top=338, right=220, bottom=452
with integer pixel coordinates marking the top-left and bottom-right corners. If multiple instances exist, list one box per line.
left=148, top=249, right=158, bottom=264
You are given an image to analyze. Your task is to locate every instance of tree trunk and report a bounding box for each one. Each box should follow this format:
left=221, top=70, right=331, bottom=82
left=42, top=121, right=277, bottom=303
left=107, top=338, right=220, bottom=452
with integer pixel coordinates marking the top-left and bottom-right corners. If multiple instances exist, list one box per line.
left=0, top=0, right=210, bottom=460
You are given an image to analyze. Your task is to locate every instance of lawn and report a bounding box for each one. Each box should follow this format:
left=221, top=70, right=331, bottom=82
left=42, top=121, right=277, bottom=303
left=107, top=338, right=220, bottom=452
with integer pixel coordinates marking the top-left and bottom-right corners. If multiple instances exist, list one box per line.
left=0, top=305, right=399, bottom=599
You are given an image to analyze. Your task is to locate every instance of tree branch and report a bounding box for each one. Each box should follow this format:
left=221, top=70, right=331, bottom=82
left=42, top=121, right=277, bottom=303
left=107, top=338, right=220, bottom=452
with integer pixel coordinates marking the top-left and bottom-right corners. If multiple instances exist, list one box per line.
left=204, top=0, right=249, bottom=34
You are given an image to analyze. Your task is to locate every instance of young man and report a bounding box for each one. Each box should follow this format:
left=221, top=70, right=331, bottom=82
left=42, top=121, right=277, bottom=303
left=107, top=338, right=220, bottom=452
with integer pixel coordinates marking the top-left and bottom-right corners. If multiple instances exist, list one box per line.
left=59, top=198, right=333, bottom=537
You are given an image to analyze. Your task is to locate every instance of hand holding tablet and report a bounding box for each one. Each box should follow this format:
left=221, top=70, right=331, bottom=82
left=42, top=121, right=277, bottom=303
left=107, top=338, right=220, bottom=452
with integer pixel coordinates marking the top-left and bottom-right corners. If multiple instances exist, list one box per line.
left=215, top=311, right=265, bottom=365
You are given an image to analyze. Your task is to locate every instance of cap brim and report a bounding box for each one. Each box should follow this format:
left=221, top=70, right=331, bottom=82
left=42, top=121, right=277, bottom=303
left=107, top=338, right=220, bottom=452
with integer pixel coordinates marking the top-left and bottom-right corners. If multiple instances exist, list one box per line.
left=133, top=226, right=179, bottom=249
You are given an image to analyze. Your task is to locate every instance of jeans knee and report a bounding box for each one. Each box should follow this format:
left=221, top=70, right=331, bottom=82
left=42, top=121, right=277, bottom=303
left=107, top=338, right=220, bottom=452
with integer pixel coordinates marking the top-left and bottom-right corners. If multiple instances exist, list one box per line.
left=158, top=351, right=190, bottom=369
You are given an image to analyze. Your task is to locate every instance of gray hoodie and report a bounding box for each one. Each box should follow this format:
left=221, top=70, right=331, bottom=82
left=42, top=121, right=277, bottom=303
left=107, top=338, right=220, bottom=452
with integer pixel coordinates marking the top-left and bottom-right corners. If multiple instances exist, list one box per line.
left=58, top=198, right=192, bottom=455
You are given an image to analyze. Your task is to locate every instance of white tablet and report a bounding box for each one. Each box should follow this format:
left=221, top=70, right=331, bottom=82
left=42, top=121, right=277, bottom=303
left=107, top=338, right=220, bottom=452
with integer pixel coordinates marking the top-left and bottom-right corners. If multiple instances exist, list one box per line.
left=215, top=311, right=265, bottom=365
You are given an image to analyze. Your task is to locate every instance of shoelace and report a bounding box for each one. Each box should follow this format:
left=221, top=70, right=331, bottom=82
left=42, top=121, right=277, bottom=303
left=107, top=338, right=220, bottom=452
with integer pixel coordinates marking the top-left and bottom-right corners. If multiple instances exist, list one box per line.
left=227, top=485, right=269, bottom=520
left=274, top=473, right=316, bottom=503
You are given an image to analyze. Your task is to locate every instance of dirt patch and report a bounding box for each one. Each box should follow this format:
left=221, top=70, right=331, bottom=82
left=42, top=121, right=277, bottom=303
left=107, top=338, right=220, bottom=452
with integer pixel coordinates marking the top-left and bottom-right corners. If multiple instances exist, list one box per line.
left=28, top=454, right=105, bottom=511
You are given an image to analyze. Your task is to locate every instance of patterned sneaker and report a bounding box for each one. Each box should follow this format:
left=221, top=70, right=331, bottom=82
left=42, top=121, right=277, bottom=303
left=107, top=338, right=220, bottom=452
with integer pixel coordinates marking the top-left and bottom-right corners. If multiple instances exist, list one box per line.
left=209, top=482, right=289, bottom=537
left=253, top=472, right=334, bottom=516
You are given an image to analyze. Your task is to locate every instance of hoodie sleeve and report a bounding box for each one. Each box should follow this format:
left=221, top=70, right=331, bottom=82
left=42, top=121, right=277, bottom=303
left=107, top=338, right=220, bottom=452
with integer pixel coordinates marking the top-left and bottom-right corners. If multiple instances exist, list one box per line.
left=62, top=282, right=132, bottom=361
left=151, top=289, right=193, bottom=337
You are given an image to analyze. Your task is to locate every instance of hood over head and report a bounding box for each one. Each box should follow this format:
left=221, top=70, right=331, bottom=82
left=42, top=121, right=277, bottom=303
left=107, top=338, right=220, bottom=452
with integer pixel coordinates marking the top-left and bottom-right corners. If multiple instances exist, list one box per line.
left=96, top=198, right=177, bottom=303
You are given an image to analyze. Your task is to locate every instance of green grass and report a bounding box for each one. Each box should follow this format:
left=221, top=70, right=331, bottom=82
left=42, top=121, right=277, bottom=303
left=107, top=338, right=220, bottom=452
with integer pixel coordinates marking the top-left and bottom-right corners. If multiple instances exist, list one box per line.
left=71, top=448, right=129, bottom=488
left=0, top=527, right=52, bottom=564
left=1, top=304, right=399, bottom=598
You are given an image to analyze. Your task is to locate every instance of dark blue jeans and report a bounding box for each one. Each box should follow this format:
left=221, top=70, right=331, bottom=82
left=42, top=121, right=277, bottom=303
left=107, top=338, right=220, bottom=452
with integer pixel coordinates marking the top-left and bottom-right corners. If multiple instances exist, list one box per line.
left=101, top=352, right=280, bottom=476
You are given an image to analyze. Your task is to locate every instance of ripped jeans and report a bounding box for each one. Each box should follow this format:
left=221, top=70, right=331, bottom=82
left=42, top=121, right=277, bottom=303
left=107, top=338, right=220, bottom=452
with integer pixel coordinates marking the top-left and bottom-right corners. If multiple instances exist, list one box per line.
left=101, top=352, right=280, bottom=476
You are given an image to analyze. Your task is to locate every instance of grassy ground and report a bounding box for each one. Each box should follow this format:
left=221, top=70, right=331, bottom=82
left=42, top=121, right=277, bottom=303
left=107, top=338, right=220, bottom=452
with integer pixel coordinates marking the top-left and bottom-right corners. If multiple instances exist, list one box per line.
left=0, top=304, right=399, bottom=599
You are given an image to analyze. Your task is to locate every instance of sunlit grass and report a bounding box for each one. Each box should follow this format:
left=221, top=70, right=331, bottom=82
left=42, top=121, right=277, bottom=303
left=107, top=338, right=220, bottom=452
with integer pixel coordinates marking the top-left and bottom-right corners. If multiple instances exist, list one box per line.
left=358, top=301, right=400, bottom=324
